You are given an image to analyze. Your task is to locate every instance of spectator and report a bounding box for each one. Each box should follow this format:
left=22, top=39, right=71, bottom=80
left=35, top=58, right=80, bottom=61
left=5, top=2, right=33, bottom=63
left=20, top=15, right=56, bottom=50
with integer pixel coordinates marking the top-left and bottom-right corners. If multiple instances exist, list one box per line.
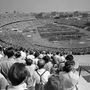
left=33, top=59, right=50, bottom=90
left=59, top=60, right=79, bottom=90
left=33, top=51, right=40, bottom=65
left=20, top=48, right=26, bottom=60
left=7, top=63, right=29, bottom=90
left=43, top=55, right=53, bottom=72
left=14, top=51, right=26, bottom=64
left=25, top=58, right=37, bottom=90
left=0, top=48, right=16, bottom=81
left=44, top=74, right=63, bottom=90
left=25, top=58, right=36, bottom=76
left=65, top=54, right=79, bottom=69
left=27, top=50, right=35, bottom=63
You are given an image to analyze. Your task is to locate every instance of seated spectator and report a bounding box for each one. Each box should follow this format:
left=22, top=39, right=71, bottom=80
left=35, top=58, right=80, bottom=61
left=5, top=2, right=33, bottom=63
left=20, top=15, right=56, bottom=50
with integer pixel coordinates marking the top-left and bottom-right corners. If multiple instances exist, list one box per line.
left=7, top=63, right=29, bottom=90
left=59, top=60, right=79, bottom=90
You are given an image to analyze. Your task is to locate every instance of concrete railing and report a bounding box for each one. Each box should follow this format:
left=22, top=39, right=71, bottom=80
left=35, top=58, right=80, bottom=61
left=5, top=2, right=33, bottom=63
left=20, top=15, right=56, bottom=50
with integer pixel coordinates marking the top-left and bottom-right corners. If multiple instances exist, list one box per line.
left=77, top=66, right=90, bottom=90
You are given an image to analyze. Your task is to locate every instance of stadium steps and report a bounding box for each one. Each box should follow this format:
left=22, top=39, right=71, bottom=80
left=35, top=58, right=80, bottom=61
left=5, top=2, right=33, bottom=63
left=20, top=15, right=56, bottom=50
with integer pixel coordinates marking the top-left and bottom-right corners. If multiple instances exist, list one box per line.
left=78, top=76, right=90, bottom=90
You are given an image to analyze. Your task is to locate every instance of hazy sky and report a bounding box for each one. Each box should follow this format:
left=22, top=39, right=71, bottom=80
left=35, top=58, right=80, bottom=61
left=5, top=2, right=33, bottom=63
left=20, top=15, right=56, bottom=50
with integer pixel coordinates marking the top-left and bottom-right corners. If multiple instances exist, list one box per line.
left=0, top=0, right=90, bottom=12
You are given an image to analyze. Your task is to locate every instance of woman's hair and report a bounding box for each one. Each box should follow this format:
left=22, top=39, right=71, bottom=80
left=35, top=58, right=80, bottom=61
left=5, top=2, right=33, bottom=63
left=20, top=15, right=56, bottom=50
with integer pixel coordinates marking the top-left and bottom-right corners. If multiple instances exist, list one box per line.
left=8, top=63, right=29, bottom=86
left=63, top=60, right=75, bottom=73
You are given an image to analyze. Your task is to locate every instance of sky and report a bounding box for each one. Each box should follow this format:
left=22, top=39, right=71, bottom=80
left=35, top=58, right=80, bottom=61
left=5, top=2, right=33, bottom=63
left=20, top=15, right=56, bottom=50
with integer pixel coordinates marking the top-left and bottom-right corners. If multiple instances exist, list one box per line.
left=0, top=0, right=90, bottom=13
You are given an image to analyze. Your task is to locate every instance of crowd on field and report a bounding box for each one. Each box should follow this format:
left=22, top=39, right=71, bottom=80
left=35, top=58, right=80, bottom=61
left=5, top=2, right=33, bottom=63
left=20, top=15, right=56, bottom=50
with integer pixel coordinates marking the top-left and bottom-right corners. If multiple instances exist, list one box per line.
left=0, top=46, right=80, bottom=90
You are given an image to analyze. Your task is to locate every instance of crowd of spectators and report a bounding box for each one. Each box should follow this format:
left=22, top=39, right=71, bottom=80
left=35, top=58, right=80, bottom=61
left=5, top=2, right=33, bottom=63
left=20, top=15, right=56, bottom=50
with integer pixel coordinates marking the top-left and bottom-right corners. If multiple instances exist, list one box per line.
left=0, top=46, right=80, bottom=90
left=33, top=43, right=90, bottom=55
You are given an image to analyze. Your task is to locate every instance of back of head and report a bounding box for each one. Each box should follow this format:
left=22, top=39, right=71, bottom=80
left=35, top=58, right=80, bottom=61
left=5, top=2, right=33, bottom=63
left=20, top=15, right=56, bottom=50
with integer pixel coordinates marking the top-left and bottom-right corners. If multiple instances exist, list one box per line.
left=3, top=48, right=14, bottom=58
left=34, top=51, right=40, bottom=58
left=25, top=58, right=33, bottom=65
left=44, top=75, right=62, bottom=90
left=8, top=63, right=29, bottom=86
left=65, top=54, right=74, bottom=61
left=29, top=50, right=34, bottom=55
left=37, top=59, right=45, bottom=69
left=56, top=52, right=60, bottom=55
left=14, top=51, right=21, bottom=58
left=63, top=60, right=75, bottom=73
left=43, top=55, right=50, bottom=63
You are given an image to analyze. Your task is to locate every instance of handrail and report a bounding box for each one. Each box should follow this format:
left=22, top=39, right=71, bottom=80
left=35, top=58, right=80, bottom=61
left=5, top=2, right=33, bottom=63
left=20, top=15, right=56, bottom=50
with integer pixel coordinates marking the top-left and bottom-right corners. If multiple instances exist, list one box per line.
left=79, top=66, right=90, bottom=76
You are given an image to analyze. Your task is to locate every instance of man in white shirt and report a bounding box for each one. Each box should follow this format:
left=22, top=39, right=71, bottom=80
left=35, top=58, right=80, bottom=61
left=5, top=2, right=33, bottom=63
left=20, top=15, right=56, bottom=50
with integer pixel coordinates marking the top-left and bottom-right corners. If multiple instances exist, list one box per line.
left=33, top=59, right=50, bottom=86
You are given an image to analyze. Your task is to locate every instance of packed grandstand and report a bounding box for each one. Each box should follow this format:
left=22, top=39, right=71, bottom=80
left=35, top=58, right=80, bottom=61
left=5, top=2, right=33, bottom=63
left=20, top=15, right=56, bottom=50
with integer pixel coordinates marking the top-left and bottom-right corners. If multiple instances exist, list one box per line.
left=0, top=11, right=90, bottom=54
left=0, top=11, right=90, bottom=90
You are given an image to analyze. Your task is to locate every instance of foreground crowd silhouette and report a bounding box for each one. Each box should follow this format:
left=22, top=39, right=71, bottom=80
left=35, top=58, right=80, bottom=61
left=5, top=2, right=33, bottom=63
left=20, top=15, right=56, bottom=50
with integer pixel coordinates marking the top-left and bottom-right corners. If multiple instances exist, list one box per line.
left=0, top=46, right=80, bottom=90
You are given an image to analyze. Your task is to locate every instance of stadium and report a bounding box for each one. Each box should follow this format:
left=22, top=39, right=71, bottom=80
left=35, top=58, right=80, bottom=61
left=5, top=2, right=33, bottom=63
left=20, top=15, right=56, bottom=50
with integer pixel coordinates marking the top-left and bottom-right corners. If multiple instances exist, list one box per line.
left=0, top=12, right=90, bottom=54
left=0, top=11, right=90, bottom=90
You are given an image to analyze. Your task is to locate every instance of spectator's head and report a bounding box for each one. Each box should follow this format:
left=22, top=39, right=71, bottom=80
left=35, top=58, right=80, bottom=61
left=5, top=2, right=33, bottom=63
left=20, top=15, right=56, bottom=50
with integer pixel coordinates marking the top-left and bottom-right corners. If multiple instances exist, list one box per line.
left=14, top=51, right=21, bottom=58
left=37, top=59, right=45, bottom=69
left=3, top=48, right=14, bottom=58
left=29, top=50, right=34, bottom=55
left=8, top=63, right=29, bottom=86
left=25, top=58, right=33, bottom=65
left=44, top=75, right=63, bottom=90
left=56, top=52, right=60, bottom=55
left=65, top=54, right=74, bottom=61
left=34, top=51, right=39, bottom=58
left=43, top=55, right=50, bottom=63
left=38, top=54, right=44, bottom=59
left=19, top=47, right=24, bottom=51
left=63, top=60, right=75, bottom=73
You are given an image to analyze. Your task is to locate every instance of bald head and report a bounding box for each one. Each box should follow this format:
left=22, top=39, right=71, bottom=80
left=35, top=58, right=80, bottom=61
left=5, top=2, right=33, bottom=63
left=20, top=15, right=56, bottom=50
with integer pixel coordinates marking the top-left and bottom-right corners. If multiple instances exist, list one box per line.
left=37, top=59, right=45, bottom=69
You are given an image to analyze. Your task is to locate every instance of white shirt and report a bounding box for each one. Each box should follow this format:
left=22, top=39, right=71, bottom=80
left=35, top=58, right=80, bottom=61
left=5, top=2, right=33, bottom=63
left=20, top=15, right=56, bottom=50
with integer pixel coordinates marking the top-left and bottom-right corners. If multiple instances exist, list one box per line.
left=6, top=83, right=27, bottom=90
left=0, top=54, right=3, bottom=59
left=20, top=51, right=26, bottom=60
left=33, top=68, right=50, bottom=85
